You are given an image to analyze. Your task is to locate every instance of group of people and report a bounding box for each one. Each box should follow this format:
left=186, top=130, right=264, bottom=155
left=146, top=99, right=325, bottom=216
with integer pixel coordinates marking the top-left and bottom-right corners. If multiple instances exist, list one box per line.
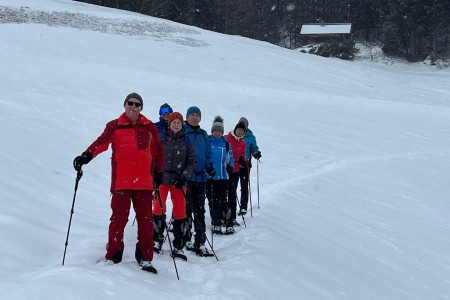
left=73, top=92, right=261, bottom=273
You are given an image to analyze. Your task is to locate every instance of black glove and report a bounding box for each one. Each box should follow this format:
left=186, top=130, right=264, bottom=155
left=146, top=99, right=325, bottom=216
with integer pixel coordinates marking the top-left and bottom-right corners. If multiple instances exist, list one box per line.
left=154, top=171, right=163, bottom=188
left=253, top=151, right=262, bottom=160
left=205, top=164, right=216, bottom=177
left=226, top=164, right=234, bottom=175
left=174, top=175, right=187, bottom=189
left=73, top=152, right=92, bottom=171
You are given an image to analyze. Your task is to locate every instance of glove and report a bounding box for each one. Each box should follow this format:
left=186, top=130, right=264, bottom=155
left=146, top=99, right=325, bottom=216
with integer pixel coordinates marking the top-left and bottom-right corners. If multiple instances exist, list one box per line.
left=154, top=171, right=163, bottom=188
left=253, top=151, right=262, bottom=160
left=73, top=152, right=92, bottom=171
left=174, top=175, right=187, bottom=189
left=226, top=164, right=234, bottom=175
left=205, top=164, right=216, bottom=177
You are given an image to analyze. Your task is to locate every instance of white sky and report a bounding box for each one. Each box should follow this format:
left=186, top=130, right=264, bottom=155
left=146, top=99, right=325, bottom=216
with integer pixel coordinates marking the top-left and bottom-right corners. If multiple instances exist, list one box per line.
left=1, top=1, right=450, bottom=299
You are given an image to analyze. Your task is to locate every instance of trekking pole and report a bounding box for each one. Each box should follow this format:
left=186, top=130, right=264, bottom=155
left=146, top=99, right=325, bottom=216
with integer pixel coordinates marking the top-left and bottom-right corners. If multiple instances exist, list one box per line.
left=236, top=194, right=247, bottom=228
left=257, top=160, right=260, bottom=209
left=62, top=169, right=83, bottom=266
left=155, top=188, right=180, bottom=280
left=163, top=217, right=174, bottom=244
left=180, top=187, right=218, bottom=260
left=204, top=233, right=219, bottom=261
left=232, top=179, right=247, bottom=228
left=209, top=175, right=215, bottom=248
left=247, top=164, right=253, bottom=218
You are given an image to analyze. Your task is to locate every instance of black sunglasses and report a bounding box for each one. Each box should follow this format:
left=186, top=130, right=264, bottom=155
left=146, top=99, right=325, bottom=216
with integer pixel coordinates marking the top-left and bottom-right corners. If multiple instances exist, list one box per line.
left=127, top=101, right=142, bottom=107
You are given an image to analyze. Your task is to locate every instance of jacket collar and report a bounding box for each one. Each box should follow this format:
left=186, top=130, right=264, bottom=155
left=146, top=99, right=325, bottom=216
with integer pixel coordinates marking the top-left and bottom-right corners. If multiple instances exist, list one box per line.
left=118, top=112, right=150, bottom=126
left=185, top=122, right=200, bottom=131
left=165, top=128, right=186, bottom=139
left=230, top=131, right=242, bottom=140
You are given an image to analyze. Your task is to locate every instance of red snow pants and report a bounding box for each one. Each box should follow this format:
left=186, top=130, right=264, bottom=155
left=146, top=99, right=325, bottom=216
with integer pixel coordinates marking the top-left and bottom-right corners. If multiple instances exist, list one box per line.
left=153, top=184, right=187, bottom=220
left=105, top=190, right=154, bottom=261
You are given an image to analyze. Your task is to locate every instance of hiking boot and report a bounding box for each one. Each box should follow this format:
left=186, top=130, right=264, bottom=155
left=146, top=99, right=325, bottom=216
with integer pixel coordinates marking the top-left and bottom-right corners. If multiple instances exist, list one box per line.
left=153, top=242, right=163, bottom=254
left=194, top=244, right=212, bottom=257
left=238, top=209, right=247, bottom=216
left=185, top=241, right=194, bottom=251
left=171, top=247, right=187, bottom=261
left=106, top=249, right=123, bottom=264
left=232, top=219, right=240, bottom=227
left=172, top=247, right=185, bottom=255
left=139, top=260, right=157, bottom=273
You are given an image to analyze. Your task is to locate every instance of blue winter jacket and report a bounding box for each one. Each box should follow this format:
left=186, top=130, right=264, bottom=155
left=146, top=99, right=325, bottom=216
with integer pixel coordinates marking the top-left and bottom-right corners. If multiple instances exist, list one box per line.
left=184, top=123, right=213, bottom=182
left=209, top=136, right=234, bottom=180
left=243, top=129, right=259, bottom=159
left=155, top=117, right=168, bottom=134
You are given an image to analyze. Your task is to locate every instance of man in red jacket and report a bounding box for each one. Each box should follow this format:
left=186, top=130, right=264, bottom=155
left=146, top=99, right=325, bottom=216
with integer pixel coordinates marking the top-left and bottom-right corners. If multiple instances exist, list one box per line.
left=73, top=92, right=164, bottom=273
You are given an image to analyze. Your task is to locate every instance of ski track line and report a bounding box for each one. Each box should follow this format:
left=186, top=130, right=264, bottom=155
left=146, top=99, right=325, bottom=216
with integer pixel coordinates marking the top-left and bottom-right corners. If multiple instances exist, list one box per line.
left=264, top=149, right=450, bottom=200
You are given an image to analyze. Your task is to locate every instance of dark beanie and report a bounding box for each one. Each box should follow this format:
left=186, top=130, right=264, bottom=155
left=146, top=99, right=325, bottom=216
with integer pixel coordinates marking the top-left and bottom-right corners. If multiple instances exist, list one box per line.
left=186, top=106, right=201, bottom=119
left=234, top=121, right=247, bottom=133
left=124, top=92, right=143, bottom=110
left=239, top=117, right=249, bottom=128
left=160, top=103, right=171, bottom=109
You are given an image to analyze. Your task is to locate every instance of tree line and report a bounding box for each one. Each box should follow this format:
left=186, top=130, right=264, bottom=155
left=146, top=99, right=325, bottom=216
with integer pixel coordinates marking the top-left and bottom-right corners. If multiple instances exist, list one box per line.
left=75, top=0, right=449, bottom=61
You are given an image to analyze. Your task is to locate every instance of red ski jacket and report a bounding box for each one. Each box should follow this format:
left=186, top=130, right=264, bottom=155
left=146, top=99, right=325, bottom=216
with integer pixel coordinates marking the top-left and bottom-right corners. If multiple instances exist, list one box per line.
left=226, top=132, right=247, bottom=173
left=86, top=113, right=164, bottom=191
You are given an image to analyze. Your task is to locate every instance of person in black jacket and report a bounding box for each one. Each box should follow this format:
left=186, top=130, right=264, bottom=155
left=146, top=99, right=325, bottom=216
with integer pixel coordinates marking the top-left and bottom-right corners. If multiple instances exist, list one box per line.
left=153, top=112, right=195, bottom=258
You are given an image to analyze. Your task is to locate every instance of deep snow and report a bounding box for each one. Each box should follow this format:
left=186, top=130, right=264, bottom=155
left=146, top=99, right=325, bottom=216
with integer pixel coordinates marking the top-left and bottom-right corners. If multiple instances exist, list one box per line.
left=1, top=1, right=450, bottom=299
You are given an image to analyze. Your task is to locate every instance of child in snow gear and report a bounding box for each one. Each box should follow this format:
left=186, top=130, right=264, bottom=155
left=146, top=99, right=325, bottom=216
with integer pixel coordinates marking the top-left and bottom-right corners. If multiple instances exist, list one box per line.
left=155, top=103, right=173, bottom=134
left=206, top=116, right=235, bottom=235
left=226, top=121, right=248, bottom=225
left=72, top=92, right=163, bottom=273
left=152, top=112, right=195, bottom=258
left=235, top=117, right=261, bottom=216
left=183, top=106, right=215, bottom=256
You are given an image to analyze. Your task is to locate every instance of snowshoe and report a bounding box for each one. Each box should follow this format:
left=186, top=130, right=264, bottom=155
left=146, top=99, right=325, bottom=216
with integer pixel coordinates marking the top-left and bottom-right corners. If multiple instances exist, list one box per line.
left=171, top=248, right=187, bottom=261
left=139, top=260, right=157, bottom=274
left=212, top=225, right=223, bottom=235
left=96, top=259, right=115, bottom=266
left=224, top=226, right=234, bottom=235
left=191, top=244, right=214, bottom=257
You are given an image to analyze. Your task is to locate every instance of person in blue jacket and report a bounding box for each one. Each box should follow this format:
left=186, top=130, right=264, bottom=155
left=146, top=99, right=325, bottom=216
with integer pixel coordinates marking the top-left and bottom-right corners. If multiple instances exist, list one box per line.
left=206, top=116, right=235, bottom=235
left=236, top=117, right=262, bottom=216
left=183, top=106, right=216, bottom=256
left=155, top=103, right=173, bottom=134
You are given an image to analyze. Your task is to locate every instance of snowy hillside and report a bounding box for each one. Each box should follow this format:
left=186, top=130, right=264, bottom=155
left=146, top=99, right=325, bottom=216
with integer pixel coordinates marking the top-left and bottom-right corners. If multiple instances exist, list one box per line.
left=1, top=1, right=450, bottom=299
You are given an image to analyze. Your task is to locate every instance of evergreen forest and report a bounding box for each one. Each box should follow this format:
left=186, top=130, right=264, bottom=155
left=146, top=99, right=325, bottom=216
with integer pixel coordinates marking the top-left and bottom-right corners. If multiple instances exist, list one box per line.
left=75, top=0, right=450, bottom=61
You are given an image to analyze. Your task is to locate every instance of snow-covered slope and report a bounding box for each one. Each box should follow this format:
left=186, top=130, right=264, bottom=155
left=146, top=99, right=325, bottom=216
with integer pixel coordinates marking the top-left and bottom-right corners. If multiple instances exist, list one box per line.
left=1, top=1, right=450, bottom=299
